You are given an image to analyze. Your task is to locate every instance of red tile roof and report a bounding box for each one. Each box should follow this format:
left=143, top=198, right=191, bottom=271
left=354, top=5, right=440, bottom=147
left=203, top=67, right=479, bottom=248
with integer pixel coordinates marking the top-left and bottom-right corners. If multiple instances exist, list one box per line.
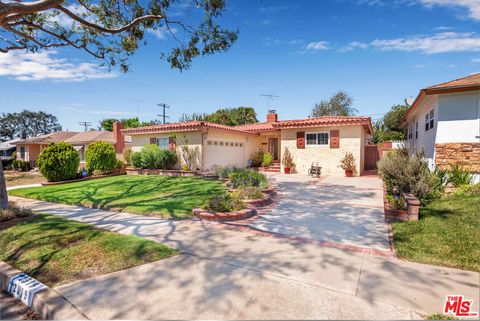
left=122, top=121, right=259, bottom=136
left=236, top=116, right=373, bottom=134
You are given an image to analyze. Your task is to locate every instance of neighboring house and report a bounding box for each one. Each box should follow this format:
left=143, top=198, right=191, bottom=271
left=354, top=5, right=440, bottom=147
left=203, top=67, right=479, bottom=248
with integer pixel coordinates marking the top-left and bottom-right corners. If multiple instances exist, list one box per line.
left=0, top=139, right=20, bottom=159
left=14, top=122, right=129, bottom=165
left=123, top=112, right=373, bottom=176
left=402, top=73, right=480, bottom=180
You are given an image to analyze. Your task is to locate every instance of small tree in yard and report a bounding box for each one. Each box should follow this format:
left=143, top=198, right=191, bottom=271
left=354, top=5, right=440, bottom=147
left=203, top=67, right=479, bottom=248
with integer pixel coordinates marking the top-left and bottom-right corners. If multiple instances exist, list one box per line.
left=38, top=142, right=79, bottom=182
left=86, top=141, right=117, bottom=174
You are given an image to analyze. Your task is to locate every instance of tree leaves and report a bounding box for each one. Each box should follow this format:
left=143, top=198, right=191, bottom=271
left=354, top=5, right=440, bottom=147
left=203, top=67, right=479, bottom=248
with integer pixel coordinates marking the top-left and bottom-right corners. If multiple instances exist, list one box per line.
left=311, top=91, right=358, bottom=117
left=0, top=110, right=62, bottom=141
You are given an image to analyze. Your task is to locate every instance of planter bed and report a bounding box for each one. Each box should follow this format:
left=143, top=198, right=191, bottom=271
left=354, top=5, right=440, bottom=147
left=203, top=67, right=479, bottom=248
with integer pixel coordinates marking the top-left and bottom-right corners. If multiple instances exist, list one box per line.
left=126, top=167, right=218, bottom=179
left=193, top=207, right=256, bottom=222
left=242, top=193, right=273, bottom=207
left=41, top=172, right=125, bottom=186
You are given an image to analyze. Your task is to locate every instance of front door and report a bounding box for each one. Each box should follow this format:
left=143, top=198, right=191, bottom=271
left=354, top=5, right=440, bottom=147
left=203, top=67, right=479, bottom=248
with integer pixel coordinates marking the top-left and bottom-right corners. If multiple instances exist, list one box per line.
left=268, top=138, right=279, bottom=161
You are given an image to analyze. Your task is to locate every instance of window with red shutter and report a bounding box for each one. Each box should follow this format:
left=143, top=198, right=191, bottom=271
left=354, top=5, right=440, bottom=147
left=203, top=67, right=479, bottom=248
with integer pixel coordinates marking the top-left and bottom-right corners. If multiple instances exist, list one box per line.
left=330, top=130, right=340, bottom=148
left=150, top=137, right=156, bottom=144
left=168, top=137, right=176, bottom=151
left=296, top=131, right=305, bottom=149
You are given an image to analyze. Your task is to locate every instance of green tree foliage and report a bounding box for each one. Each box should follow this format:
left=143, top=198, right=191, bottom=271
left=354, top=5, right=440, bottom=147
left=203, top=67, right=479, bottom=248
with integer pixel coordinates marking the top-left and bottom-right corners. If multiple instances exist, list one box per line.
left=311, top=91, right=357, bottom=117
left=131, top=144, right=177, bottom=170
left=0, top=0, right=238, bottom=72
left=180, top=107, right=258, bottom=126
left=85, top=141, right=117, bottom=174
left=0, top=110, right=61, bottom=142
left=100, top=118, right=154, bottom=131
left=38, top=142, right=79, bottom=182
left=373, top=104, right=409, bottom=144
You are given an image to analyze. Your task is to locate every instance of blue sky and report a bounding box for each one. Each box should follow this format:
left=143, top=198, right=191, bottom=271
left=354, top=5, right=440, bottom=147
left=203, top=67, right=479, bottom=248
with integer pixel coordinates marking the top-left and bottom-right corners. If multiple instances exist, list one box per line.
left=1, top=0, right=479, bottom=131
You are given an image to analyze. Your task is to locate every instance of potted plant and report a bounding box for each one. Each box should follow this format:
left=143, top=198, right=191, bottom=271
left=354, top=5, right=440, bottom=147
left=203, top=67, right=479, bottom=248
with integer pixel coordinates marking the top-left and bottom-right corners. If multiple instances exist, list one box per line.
left=340, top=152, right=356, bottom=177
left=282, top=147, right=295, bottom=174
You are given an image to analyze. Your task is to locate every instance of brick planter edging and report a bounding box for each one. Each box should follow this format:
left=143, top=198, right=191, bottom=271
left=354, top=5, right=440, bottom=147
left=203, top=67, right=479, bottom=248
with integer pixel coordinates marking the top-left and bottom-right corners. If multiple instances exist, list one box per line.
left=383, top=189, right=420, bottom=222
left=242, top=194, right=273, bottom=207
left=193, top=207, right=257, bottom=222
left=0, top=261, right=87, bottom=320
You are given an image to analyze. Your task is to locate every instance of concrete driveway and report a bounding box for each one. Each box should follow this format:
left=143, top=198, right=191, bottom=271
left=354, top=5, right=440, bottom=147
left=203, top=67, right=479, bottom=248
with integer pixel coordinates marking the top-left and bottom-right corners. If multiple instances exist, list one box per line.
left=251, top=174, right=390, bottom=250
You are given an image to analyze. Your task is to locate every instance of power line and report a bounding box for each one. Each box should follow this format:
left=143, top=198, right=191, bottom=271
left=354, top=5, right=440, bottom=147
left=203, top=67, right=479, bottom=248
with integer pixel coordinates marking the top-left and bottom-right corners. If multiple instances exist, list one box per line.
left=157, top=103, right=170, bottom=125
left=260, top=94, right=279, bottom=113
left=78, top=121, right=91, bottom=132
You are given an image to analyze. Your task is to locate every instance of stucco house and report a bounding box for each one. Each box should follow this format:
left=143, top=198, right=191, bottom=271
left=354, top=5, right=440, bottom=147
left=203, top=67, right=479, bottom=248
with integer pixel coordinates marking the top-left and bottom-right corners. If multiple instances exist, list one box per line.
left=402, top=73, right=480, bottom=180
left=14, top=122, right=128, bottom=166
left=123, top=112, right=374, bottom=176
left=0, top=138, right=20, bottom=160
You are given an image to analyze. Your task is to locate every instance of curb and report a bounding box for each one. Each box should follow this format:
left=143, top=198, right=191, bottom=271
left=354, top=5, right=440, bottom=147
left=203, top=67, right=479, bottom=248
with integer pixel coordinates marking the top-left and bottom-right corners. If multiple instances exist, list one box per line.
left=0, top=261, right=88, bottom=320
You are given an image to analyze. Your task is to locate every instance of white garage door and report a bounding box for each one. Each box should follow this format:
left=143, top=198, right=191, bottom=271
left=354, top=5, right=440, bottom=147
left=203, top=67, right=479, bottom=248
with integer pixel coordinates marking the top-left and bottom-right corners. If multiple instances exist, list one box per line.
left=204, top=139, right=245, bottom=170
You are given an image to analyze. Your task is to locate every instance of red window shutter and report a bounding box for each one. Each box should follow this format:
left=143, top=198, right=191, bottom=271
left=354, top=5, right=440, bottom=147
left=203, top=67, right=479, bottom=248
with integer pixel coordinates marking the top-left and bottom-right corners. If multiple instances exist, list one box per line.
left=330, top=130, right=340, bottom=148
left=296, top=132, right=305, bottom=149
left=168, top=137, right=176, bottom=151
left=150, top=137, right=156, bottom=144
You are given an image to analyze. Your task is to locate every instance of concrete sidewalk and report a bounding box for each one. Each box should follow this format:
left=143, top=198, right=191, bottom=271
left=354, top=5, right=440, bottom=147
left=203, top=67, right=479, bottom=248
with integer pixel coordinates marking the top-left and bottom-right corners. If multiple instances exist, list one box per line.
left=10, top=195, right=480, bottom=319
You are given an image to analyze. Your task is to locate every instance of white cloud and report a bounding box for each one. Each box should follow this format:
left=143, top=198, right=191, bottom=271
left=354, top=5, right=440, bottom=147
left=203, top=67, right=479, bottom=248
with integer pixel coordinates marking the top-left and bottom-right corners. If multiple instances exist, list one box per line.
left=0, top=50, right=117, bottom=81
left=371, top=32, right=480, bottom=54
left=305, top=41, right=329, bottom=50
left=419, top=0, right=480, bottom=20
left=339, top=41, right=369, bottom=53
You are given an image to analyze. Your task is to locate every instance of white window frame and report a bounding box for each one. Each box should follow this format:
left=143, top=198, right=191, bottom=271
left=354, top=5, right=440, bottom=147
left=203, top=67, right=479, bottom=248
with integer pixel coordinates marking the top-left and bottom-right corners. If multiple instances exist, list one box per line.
left=305, top=131, right=329, bottom=147
left=425, top=109, right=434, bottom=132
left=156, top=137, right=169, bottom=150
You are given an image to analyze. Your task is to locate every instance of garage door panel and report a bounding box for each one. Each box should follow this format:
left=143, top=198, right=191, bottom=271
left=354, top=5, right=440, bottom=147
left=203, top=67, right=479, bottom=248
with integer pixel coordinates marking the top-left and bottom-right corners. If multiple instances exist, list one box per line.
left=205, top=139, right=244, bottom=170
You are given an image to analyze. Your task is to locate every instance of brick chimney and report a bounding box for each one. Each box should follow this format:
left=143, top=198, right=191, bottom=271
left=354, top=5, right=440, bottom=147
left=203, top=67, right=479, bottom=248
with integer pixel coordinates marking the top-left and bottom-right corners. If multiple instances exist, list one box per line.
left=113, top=122, right=125, bottom=153
left=267, top=110, right=278, bottom=123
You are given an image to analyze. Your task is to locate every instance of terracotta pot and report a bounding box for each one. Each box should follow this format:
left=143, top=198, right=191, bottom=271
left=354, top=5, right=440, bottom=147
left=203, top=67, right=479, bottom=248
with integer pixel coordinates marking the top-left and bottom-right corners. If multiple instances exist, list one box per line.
left=284, top=167, right=291, bottom=174
left=345, top=170, right=353, bottom=177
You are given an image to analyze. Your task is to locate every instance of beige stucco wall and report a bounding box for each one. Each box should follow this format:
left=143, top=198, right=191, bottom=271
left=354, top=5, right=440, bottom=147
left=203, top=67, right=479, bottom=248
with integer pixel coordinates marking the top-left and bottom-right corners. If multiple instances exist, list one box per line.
left=16, top=144, right=41, bottom=162
left=130, top=131, right=203, bottom=170
left=280, top=125, right=364, bottom=176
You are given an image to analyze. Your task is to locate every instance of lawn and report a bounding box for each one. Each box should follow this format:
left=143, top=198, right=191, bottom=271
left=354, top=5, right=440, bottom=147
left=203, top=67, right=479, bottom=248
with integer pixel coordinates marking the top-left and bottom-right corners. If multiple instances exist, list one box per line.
left=9, top=175, right=226, bottom=219
left=0, top=215, right=177, bottom=287
left=392, top=189, right=480, bottom=272
left=5, top=171, right=46, bottom=187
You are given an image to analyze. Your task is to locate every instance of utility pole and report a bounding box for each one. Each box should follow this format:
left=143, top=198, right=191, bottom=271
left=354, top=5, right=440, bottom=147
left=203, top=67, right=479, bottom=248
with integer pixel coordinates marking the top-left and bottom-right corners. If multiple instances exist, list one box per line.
left=260, top=94, right=279, bottom=113
left=157, top=103, right=170, bottom=124
left=78, top=121, right=91, bottom=132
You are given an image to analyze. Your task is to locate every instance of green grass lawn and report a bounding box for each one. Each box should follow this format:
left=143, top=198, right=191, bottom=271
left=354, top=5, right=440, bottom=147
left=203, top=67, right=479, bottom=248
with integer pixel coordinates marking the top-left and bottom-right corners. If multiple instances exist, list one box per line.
left=9, top=175, right=226, bottom=219
left=0, top=215, right=177, bottom=286
left=392, top=190, right=480, bottom=272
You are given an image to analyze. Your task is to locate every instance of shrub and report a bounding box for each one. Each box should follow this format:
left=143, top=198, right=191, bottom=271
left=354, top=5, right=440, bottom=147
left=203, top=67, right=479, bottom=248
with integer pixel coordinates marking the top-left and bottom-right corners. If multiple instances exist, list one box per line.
left=37, top=142, right=79, bottom=182
left=116, top=159, right=125, bottom=169
left=213, top=166, right=240, bottom=179
left=434, top=168, right=449, bottom=191
left=2, top=158, right=13, bottom=170
left=249, top=150, right=264, bottom=167
left=448, top=164, right=472, bottom=187
left=0, top=201, right=33, bottom=222
left=377, top=147, right=440, bottom=204
left=131, top=151, right=142, bottom=168
left=202, top=193, right=245, bottom=212
left=262, top=152, right=273, bottom=167
left=233, top=186, right=264, bottom=200
left=12, top=160, right=31, bottom=172
left=453, top=183, right=480, bottom=197
left=340, top=152, right=356, bottom=172
left=123, top=148, right=132, bottom=164
left=131, top=144, right=177, bottom=170
left=386, top=195, right=405, bottom=210
left=282, top=147, right=295, bottom=169
left=229, top=169, right=267, bottom=189
left=85, top=141, right=117, bottom=174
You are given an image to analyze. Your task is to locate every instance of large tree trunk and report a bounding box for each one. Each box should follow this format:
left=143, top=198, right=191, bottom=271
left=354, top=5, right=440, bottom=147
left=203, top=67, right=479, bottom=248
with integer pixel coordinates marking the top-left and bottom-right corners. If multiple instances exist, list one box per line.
left=0, top=159, right=8, bottom=209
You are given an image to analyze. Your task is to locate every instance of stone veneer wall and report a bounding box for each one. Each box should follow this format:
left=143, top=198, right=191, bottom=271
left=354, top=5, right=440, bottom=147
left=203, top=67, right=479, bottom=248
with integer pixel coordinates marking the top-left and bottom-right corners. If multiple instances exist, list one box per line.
left=435, top=143, right=480, bottom=172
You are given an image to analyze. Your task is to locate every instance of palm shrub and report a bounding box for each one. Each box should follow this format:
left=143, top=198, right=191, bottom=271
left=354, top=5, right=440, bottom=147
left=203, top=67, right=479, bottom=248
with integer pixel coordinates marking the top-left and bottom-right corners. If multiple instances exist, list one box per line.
left=262, top=152, right=273, bottom=167
left=377, top=147, right=441, bottom=203
left=448, top=164, right=472, bottom=187
left=229, top=169, right=267, bottom=189
left=38, top=142, right=79, bottom=182
left=85, top=141, right=117, bottom=174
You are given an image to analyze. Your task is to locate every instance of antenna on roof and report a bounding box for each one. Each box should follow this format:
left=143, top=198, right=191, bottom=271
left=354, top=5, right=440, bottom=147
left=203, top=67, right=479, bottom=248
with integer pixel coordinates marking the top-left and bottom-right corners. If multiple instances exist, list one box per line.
left=260, top=94, right=279, bottom=114
left=78, top=121, right=92, bottom=132
left=157, top=103, right=170, bottom=125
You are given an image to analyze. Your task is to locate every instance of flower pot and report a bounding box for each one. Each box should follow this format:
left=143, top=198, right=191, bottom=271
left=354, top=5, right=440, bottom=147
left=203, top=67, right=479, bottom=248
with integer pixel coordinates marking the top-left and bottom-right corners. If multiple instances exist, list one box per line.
left=284, top=167, right=291, bottom=174
left=345, top=170, right=353, bottom=177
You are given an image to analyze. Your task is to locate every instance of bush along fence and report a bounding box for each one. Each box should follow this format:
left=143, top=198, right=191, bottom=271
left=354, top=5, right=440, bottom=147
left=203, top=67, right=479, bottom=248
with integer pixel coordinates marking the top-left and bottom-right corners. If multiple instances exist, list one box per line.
left=193, top=168, right=275, bottom=221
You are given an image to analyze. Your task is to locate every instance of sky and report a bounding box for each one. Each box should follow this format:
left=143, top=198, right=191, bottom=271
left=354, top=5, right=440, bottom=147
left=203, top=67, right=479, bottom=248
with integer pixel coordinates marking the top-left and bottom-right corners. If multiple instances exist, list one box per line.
left=1, top=0, right=480, bottom=131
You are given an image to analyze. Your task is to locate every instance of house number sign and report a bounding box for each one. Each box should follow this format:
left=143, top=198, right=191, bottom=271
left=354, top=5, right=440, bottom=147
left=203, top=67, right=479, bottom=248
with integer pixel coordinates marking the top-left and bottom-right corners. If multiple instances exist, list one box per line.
left=7, top=273, right=47, bottom=307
